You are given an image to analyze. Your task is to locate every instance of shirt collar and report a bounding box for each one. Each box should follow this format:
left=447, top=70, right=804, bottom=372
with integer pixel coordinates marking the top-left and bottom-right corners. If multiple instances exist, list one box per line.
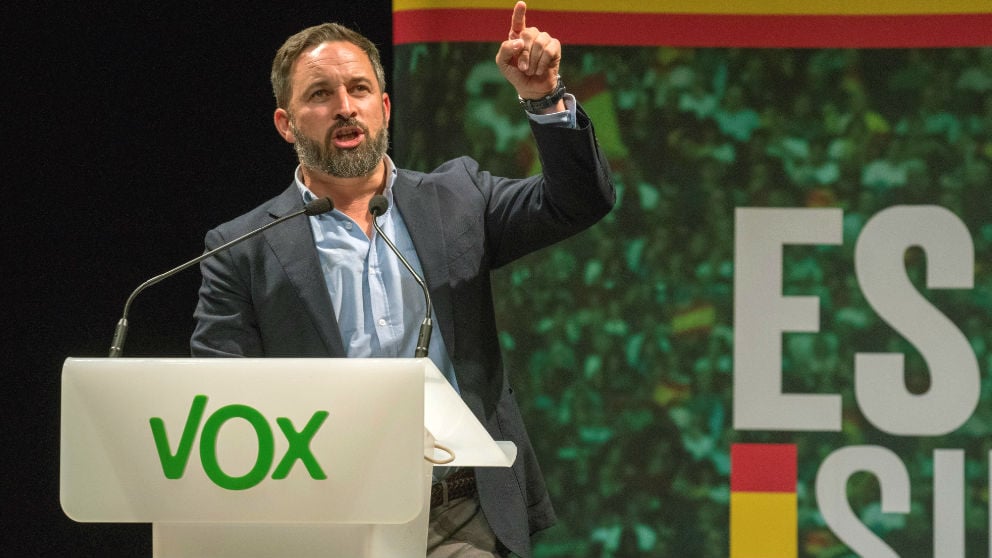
left=295, top=156, right=399, bottom=212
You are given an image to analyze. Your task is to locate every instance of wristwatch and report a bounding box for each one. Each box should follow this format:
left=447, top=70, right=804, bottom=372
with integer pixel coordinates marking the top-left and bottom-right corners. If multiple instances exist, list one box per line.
left=518, top=75, right=566, bottom=113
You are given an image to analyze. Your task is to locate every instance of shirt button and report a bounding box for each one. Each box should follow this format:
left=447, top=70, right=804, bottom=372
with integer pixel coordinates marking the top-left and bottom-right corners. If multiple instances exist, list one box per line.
left=378, top=318, right=387, bottom=326
left=344, top=222, right=353, bottom=230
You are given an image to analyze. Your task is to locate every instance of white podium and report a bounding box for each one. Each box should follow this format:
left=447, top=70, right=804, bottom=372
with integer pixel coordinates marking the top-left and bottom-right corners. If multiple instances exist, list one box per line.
left=60, top=358, right=516, bottom=557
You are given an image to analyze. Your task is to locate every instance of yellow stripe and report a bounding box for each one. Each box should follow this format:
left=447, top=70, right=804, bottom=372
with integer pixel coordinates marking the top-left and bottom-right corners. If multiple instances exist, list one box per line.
left=730, top=492, right=797, bottom=558
left=393, top=0, right=992, bottom=15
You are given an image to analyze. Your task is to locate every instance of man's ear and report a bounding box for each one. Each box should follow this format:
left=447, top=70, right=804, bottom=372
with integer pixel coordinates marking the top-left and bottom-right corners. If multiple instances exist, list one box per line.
left=273, top=108, right=295, bottom=143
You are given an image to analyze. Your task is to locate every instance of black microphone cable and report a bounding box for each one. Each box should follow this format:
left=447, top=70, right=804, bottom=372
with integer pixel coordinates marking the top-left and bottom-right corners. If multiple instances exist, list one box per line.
left=368, top=194, right=433, bottom=358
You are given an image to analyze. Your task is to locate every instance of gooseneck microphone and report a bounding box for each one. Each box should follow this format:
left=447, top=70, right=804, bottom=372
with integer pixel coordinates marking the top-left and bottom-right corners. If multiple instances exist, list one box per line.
left=108, top=197, right=334, bottom=357
left=368, top=194, right=433, bottom=358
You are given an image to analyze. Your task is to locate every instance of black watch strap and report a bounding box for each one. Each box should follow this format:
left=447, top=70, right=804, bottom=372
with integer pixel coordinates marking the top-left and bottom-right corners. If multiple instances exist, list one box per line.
left=518, top=75, right=566, bottom=113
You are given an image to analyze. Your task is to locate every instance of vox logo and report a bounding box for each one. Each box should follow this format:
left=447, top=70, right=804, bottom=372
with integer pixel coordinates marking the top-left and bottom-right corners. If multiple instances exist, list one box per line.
left=149, top=395, right=329, bottom=491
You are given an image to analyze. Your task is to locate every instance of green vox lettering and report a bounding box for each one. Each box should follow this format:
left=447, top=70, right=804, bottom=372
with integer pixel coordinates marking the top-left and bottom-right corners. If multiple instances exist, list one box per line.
left=149, top=395, right=329, bottom=490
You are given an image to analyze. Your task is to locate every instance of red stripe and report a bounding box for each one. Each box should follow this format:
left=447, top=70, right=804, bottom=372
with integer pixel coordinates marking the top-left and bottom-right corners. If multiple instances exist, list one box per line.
left=731, top=443, right=797, bottom=493
left=394, top=9, right=992, bottom=47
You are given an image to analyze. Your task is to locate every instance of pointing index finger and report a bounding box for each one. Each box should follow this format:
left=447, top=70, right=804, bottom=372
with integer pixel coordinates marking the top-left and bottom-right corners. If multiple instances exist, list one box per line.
left=509, top=1, right=527, bottom=39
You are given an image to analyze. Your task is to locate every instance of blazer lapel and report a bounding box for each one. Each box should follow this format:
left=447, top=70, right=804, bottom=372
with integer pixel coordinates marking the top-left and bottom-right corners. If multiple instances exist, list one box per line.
left=264, top=186, right=346, bottom=356
left=392, top=172, right=456, bottom=363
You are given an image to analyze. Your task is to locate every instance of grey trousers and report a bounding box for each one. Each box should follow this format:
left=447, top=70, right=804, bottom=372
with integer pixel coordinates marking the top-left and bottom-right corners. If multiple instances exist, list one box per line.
left=426, top=495, right=508, bottom=557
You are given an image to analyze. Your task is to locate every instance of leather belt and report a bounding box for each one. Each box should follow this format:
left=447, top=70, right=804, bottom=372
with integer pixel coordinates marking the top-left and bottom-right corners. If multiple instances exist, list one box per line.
left=430, top=469, right=476, bottom=508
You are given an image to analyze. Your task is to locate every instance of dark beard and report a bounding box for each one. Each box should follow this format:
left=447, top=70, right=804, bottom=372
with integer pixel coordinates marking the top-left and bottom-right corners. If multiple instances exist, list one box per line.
left=291, top=118, right=389, bottom=178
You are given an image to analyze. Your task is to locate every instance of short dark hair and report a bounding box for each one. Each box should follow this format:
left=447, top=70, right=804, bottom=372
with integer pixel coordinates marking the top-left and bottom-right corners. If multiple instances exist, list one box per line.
left=270, top=23, right=386, bottom=109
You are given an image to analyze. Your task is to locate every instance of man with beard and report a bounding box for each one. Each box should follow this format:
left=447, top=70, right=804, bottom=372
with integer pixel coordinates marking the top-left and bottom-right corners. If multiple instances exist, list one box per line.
left=191, top=2, right=614, bottom=557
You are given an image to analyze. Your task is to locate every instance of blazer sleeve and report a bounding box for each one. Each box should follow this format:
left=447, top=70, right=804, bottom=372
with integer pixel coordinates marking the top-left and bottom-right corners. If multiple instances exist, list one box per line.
left=190, top=226, right=265, bottom=357
left=483, top=105, right=616, bottom=267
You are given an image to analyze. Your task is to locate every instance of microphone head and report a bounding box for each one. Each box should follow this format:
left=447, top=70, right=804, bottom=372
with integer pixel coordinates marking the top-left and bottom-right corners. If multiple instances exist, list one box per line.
left=304, top=197, right=334, bottom=216
left=368, top=194, right=389, bottom=217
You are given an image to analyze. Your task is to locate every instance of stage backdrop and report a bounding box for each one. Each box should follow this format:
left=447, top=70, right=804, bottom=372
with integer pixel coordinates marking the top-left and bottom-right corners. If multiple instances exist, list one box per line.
left=392, top=1, right=992, bottom=557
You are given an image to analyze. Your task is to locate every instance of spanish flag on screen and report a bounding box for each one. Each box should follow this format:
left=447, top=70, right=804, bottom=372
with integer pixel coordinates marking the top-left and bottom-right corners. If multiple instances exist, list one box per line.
left=393, top=0, right=992, bottom=47
left=730, top=443, right=798, bottom=558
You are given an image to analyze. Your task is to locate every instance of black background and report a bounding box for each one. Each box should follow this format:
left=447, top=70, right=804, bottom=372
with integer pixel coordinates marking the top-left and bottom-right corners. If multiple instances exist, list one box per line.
left=6, top=2, right=392, bottom=555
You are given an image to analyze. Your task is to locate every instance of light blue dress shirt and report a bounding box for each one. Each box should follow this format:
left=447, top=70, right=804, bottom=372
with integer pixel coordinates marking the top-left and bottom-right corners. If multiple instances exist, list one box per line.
left=297, top=160, right=460, bottom=391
